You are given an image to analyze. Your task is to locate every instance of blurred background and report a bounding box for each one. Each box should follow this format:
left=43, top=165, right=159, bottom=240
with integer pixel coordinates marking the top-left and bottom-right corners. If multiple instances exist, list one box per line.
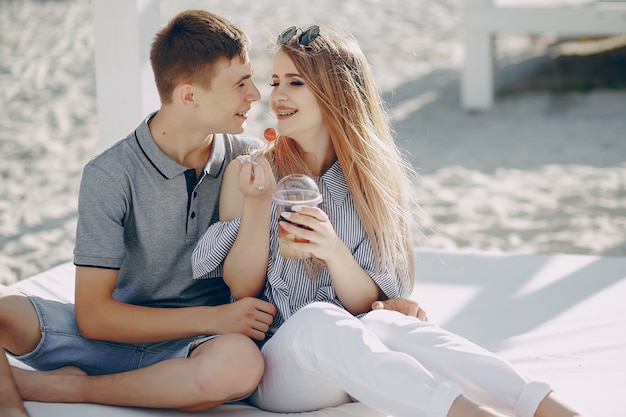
left=1, top=0, right=625, bottom=284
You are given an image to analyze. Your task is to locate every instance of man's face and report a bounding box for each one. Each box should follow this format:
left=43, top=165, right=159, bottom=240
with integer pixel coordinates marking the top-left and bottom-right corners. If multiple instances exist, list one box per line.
left=193, top=56, right=261, bottom=134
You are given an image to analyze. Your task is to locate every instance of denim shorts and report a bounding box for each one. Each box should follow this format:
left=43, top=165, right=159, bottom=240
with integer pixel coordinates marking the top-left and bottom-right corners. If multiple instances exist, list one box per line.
left=10, top=295, right=216, bottom=376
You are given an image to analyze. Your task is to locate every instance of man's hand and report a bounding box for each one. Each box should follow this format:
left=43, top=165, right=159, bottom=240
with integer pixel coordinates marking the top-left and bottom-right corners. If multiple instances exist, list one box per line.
left=215, top=297, right=276, bottom=341
left=372, top=298, right=428, bottom=321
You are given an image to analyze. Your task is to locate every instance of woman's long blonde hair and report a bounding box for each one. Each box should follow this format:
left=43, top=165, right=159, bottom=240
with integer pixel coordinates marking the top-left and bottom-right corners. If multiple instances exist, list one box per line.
left=267, top=25, right=417, bottom=292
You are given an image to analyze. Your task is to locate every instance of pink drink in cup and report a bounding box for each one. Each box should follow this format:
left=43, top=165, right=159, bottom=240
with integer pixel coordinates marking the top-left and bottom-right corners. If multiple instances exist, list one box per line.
left=272, top=174, right=323, bottom=259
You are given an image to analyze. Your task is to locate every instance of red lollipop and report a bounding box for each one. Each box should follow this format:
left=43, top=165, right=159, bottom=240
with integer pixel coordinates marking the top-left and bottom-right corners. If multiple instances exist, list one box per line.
left=264, top=128, right=277, bottom=142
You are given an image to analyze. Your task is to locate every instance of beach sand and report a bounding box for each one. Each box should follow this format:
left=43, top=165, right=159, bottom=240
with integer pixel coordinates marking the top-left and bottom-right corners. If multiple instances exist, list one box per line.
left=1, top=0, right=625, bottom=284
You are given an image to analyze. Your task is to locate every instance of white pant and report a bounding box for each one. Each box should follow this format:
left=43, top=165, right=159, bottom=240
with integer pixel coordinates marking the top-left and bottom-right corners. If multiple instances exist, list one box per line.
left=250, top=302, right=551, bottom=417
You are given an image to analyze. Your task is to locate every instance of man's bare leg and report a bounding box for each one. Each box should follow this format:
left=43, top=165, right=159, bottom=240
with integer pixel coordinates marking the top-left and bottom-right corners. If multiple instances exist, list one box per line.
left=13, top=333, right=263, bottom=411
left=0, top=287, right=42, bottom=358
left=0, top=353, right=29, bottom=417
left=0, top=286, right=41, bottom=417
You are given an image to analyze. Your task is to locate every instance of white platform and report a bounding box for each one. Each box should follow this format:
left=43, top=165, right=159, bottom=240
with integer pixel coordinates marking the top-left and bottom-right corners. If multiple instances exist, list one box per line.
left=462, top=0, right=626, bottom=109
left=9, top=248, right=626, bottom=416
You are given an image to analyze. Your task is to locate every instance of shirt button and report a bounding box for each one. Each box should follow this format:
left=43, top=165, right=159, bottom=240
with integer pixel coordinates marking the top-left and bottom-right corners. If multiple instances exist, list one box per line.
left=190, top=212, right=196, bottom=219
left=194, top=191, right=198, bottom=198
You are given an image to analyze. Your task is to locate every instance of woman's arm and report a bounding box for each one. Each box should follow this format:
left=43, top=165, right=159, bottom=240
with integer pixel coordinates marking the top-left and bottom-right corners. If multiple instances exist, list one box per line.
left=324, top=240, right=381, bottom=314
left=220, top=156, right=275, bottom=299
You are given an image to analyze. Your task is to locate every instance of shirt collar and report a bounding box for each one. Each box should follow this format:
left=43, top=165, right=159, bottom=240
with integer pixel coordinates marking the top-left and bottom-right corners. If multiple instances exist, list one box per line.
left=318, top=160, right=349, bottom=205
left=135, top=113, right=225, bottom=180
left=204, top=134, right=226, bottom=178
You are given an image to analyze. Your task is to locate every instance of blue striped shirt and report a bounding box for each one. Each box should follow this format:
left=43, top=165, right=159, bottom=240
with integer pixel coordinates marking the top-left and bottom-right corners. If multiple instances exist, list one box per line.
left=192, top=161, right=410, bottom=336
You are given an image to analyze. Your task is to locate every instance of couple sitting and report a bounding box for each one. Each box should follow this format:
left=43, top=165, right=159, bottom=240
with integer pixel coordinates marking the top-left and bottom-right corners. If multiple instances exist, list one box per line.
left=1, top=9, right=581, bottom=417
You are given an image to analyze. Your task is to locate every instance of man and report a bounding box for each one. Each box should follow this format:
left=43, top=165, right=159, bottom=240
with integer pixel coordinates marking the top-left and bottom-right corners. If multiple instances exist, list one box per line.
left=0, top=9, right=426, bottom=413
left=0, top=10, right=274, bottom=411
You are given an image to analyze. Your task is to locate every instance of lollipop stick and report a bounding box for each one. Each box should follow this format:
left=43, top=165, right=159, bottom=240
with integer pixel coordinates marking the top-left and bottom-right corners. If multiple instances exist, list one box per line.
left=252, top=128, right=277, bottom=161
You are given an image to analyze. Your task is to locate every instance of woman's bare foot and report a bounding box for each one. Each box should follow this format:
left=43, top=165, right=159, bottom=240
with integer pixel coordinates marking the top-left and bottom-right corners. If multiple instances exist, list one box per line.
left=535, top=392, right=583, bottom=417
left=11, top=365, right=87, bottom=403
left=447, top=395, right=508, bottom=417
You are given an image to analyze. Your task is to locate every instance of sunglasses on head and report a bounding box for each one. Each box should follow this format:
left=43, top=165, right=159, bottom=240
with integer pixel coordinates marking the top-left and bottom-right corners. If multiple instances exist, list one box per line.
left=277, top=25, right=320, bottom=46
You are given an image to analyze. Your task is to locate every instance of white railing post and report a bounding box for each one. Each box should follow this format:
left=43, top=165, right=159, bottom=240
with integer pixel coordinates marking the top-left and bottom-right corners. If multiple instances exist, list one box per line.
left=92, top=0, right=161, bottom=150
left=462, top=0, right=495, bottom=110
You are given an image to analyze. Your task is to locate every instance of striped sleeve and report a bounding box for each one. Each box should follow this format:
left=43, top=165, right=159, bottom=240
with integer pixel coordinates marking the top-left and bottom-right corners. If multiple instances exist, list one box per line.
left=191, top=218, right=241, bottom=279
left=352, top=236, right=408, bottom=299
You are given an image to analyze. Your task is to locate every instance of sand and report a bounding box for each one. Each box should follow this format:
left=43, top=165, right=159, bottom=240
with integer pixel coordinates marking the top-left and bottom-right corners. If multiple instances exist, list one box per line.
left=1, top=0, right=625, bottom=284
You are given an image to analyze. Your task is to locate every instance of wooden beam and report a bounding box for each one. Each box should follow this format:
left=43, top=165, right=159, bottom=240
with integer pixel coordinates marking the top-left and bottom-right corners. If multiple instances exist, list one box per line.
left=462, top=1, right=626, bottom=110
left=92, top=0, right=161, bottom=150
left=467, top=7, right=626, bottom=35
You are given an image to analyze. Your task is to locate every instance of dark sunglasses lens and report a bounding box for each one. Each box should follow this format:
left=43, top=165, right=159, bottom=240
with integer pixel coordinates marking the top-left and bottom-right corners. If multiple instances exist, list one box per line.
left=299, top=25, right=320, bottom=46
left=279, top=26, right=298, bottom=44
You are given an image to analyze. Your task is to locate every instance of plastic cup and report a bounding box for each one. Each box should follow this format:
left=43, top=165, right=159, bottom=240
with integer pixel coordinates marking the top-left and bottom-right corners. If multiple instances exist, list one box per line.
left=272, top=174, right=323, bottom=259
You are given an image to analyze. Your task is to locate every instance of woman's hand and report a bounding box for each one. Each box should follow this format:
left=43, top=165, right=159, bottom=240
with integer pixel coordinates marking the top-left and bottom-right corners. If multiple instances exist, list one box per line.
left=278, top=205, right=340, bottom=262
left=236, top=152, right=275, bottom=198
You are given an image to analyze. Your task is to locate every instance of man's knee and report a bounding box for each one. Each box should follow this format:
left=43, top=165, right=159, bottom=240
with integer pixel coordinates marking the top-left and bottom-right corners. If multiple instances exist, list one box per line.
left=192, top=333, right=263, bottom=400
left=0, top=288, right=41, bottom=355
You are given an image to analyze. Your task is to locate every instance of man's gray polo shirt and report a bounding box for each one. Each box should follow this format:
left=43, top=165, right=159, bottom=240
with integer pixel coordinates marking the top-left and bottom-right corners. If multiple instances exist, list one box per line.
left=74, top=114, right=262, bottom=308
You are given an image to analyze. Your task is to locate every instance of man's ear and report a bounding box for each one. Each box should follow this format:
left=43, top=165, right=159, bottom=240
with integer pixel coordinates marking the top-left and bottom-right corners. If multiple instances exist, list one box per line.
left=174, top=83, right=195, bottom=106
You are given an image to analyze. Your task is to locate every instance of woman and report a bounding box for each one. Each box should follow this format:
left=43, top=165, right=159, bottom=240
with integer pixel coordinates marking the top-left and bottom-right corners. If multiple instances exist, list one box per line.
left=192, top=24, right=582, bottom=417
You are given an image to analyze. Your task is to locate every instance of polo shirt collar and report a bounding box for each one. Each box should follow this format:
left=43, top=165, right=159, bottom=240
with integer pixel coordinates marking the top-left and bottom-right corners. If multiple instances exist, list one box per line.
left=135, top=114, right=225, bottom=180
left=204, top=134, right=226, bottom=178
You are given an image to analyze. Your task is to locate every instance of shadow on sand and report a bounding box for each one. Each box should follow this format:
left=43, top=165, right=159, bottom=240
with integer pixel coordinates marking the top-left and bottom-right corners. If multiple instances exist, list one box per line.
left=384, top=37, right=626, bottom=174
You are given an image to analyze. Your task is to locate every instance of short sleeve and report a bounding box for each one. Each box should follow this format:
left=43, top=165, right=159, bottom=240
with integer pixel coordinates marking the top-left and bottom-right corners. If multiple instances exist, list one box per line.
left=73, top=163, right=128, bottom=269
left=353, top=237, right=411, bottom=299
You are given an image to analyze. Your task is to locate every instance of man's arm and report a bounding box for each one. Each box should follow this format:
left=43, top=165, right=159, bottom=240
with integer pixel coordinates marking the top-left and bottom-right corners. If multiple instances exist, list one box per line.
left=74, top=266, right=275, bottom=343
left=0, top=354, right=29, bottom=417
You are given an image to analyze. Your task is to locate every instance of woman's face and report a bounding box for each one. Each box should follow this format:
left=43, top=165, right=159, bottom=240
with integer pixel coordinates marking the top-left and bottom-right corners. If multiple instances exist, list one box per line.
left=269, top=51, right=327, bottom=149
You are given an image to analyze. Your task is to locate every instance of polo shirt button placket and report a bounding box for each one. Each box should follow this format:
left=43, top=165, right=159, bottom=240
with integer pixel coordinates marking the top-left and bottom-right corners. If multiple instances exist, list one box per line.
left=188, top=182, right=201, bottom=236
left=190, top=191, right=198, bottom=220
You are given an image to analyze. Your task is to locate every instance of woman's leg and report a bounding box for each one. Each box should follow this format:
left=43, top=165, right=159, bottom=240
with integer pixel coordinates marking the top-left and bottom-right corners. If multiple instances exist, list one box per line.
left=360, top=309, right=554, bottom=417
left=251, top=302, right=463, bottom=417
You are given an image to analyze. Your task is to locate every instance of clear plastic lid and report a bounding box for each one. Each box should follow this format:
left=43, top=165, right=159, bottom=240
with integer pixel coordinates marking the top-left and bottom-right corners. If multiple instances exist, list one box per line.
left=272, top=174, right=322, bottom=205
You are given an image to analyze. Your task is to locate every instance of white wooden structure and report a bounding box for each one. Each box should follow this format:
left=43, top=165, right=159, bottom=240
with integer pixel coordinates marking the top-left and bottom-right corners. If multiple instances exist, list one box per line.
left=92, top=0, right=161, bottom=150
left=91, top=1, right=626, bottom=132
left=462, top=0, right=626, bottom=110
